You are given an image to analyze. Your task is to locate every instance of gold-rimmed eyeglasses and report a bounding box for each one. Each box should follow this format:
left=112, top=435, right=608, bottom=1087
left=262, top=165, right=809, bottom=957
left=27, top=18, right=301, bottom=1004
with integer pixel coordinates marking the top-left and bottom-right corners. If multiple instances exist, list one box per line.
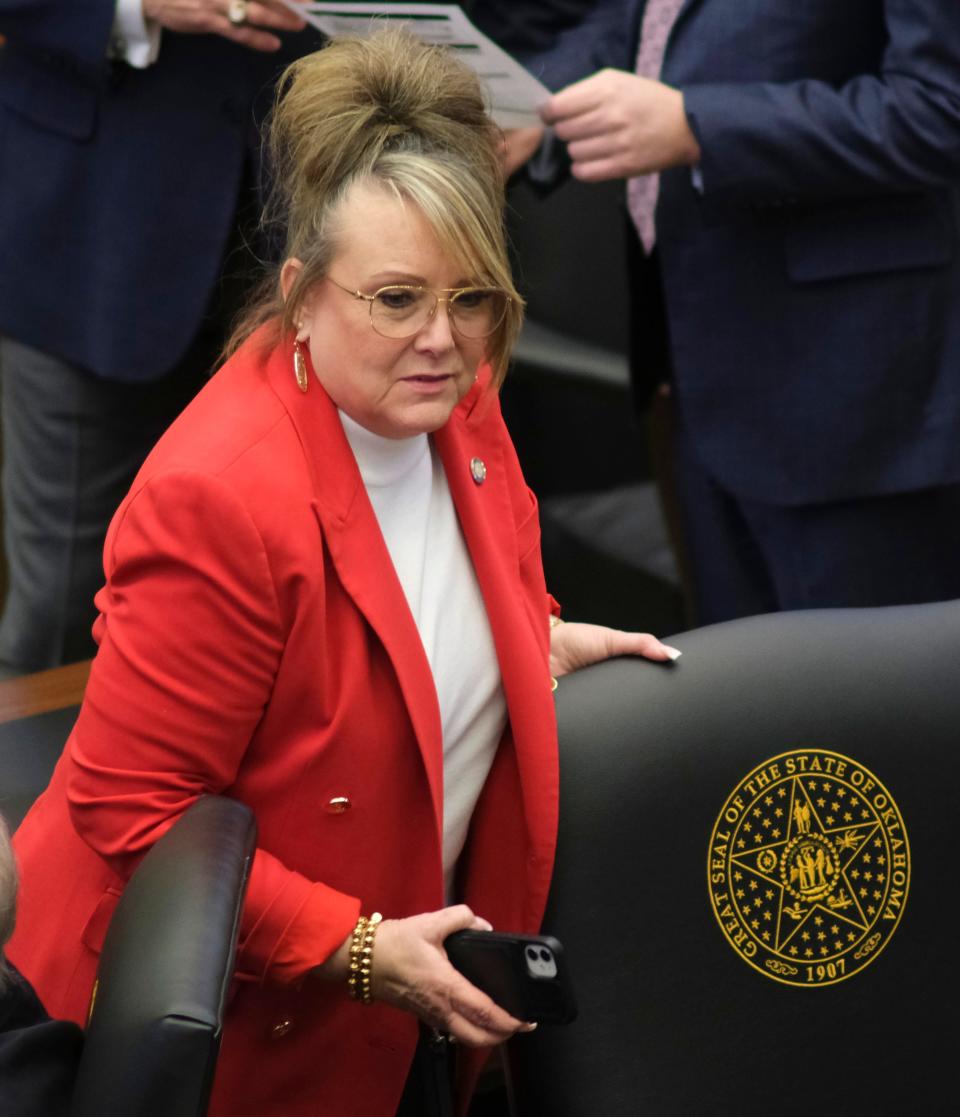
left=326, top=276, right=511, bottom=340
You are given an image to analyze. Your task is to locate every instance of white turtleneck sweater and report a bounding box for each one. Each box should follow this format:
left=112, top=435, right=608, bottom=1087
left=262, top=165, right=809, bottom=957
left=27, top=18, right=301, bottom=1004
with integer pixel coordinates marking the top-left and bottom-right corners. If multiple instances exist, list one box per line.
left=339, top=412, right=507, bottom=900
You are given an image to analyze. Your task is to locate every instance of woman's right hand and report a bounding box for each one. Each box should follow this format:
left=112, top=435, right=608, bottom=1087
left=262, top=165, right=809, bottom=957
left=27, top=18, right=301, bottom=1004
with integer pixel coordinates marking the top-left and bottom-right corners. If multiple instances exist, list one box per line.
left=371, top=905, right=534, bottom=1046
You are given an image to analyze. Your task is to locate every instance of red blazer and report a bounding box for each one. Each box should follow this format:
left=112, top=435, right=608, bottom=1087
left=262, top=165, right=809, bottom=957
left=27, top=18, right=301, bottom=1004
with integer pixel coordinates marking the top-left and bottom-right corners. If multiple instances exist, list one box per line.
left=9, top=330, right=559, bottom=1116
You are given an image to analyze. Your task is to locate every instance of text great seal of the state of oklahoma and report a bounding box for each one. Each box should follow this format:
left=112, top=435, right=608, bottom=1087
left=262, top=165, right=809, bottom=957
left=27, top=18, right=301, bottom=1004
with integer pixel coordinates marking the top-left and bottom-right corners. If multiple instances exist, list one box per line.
left=708, top=749, right=909, bottom=987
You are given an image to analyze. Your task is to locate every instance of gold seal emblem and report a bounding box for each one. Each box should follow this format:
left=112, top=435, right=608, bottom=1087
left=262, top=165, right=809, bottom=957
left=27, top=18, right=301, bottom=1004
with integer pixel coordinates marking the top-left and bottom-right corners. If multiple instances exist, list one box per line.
left=708, top=749, right=910, bottom=987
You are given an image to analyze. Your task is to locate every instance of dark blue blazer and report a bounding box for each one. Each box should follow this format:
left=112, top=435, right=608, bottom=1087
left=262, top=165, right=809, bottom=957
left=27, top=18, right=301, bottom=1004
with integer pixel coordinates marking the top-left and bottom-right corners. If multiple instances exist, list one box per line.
left=496, top=0, right=960, bottom=507
left=0, top=2, right=320, bottom=382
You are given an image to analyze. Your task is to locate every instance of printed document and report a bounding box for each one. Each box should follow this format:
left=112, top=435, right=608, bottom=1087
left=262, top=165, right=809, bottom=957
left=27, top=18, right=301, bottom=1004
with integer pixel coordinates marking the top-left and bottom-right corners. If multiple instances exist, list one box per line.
left=283, top=3, right=550, bottom=127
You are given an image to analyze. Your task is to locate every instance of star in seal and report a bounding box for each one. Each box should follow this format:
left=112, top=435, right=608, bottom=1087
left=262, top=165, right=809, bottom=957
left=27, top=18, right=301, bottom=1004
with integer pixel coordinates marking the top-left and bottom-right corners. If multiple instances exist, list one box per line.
left=707, top=749, right=910, bottom=987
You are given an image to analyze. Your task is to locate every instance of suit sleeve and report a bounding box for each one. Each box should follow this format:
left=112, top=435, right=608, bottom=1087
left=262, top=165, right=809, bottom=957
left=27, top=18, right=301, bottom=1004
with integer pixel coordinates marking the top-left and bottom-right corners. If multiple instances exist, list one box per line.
left=0, top=0, right=116, bottom=68
left=683, top=0, right=960, bottom=200
left=472, top=0, right=636, bottom=91
left=65, top=471, right=359, bottom=985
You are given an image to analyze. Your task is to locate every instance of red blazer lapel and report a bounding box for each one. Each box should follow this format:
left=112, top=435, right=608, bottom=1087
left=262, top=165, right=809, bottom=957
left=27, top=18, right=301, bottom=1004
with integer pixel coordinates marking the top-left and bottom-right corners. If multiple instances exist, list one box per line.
left=435, top=388, right=559, bottom=908
left=264, top=336, right=556, bottom=915
left=265, top=335, right=446, bottom=836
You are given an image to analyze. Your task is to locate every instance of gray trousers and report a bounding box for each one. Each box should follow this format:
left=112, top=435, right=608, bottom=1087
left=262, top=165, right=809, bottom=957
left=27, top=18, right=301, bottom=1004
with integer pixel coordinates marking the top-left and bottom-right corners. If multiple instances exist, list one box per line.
left=0, top=338, right=211, bottom=675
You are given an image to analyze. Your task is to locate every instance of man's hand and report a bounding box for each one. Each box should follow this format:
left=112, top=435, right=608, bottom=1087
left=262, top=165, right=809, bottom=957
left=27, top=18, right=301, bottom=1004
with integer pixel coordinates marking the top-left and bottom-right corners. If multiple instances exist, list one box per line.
left=540, top=69, right=701, bottom=182
left=142, top=0, right=306, bottom=53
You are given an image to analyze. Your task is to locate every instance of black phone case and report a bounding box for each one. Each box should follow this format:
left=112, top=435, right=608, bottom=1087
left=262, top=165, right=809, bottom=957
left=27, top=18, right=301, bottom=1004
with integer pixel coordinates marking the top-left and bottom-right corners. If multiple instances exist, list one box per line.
left=444, top=930, right=578, bottom=1025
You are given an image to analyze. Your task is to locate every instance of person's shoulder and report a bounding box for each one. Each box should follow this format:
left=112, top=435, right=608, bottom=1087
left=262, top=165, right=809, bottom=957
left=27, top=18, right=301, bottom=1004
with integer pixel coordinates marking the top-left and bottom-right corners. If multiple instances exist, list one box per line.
left=113, top=338, right=321, bottom=554
left=0, top=965, right=82, bottom=1117
left=0, top=964, right=48, bottom=1033
left=132, top=332, right=324, bottom=513
left=146, top=354, right=291, bottom=473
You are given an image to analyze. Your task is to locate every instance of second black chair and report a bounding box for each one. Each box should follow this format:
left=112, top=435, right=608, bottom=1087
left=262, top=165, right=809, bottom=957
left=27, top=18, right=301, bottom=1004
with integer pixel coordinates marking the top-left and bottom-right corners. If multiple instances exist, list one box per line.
left=514, top=602, right=960, bottom=1115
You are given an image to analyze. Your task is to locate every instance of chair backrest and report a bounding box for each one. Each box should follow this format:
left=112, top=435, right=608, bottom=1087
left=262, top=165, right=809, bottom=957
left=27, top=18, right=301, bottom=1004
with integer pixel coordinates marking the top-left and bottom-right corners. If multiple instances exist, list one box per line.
left=514, top=602, right=960, bottom=1115
left=70, top=796, right=256, bottom=1117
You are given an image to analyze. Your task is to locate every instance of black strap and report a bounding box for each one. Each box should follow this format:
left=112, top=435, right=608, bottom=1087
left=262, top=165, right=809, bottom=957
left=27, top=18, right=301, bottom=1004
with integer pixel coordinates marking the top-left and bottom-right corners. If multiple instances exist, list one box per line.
left=395, top=1028, right=455, bottom=1117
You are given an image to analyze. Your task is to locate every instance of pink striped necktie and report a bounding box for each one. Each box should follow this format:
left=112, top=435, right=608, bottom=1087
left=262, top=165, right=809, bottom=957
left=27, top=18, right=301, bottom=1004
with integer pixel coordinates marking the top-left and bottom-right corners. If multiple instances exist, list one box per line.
left=627, top=0, right=685, bottom=254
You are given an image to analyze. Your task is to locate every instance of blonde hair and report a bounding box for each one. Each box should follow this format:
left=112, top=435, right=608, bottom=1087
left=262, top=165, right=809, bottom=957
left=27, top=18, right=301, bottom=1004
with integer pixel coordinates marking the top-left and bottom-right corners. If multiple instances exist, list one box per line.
left=229, top=28, right=523, bottom=386
left=0, top=814, right=17, bottom=991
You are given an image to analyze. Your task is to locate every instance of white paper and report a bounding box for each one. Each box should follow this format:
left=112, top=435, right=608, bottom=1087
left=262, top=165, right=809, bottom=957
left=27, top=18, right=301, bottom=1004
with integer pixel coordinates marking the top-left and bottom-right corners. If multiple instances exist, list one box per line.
left=283, top=2, right=550, bottom=128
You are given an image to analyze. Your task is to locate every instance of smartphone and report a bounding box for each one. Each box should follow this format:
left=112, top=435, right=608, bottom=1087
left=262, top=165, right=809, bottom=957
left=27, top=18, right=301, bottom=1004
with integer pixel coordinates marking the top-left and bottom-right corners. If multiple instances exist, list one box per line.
left=444, top=930, right=577, bottom=1025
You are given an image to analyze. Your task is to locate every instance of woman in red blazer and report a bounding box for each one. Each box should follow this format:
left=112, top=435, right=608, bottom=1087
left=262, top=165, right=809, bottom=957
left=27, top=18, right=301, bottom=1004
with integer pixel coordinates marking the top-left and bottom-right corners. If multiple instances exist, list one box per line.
left=9, top=30, right=678, bottom=1116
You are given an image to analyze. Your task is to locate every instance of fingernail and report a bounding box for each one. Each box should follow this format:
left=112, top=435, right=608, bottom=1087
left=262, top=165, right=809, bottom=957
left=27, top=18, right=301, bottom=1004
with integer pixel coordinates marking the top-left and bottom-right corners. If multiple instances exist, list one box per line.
left=521, top=1022, right=538, bottom=1033
left=663, top=645, right=682, bottom=661
left=476, top=918, right=493, bottom=932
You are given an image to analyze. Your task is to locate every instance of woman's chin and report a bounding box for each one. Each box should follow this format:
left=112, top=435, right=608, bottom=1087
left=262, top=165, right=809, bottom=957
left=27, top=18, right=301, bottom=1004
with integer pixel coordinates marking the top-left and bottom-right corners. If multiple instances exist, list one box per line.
left=373, top=387, right=463, bottom=438
left=361, top=403, right=452, bottom=439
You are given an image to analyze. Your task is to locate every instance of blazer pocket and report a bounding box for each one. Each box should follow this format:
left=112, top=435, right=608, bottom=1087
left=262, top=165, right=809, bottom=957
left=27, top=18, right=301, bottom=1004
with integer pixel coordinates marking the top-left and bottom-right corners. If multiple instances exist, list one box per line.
left=80, top=886, right=123, bottom=957
left=516, top=489, right=543, bottom=565
left=0, top=47, right=98, bottom=140
left=783, top=193, right=954, bottom=283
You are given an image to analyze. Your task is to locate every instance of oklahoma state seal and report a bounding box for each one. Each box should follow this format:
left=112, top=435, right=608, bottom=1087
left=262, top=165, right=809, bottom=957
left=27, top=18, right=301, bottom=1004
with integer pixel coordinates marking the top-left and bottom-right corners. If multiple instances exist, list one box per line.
left=708, top=749, right=909, bottom=987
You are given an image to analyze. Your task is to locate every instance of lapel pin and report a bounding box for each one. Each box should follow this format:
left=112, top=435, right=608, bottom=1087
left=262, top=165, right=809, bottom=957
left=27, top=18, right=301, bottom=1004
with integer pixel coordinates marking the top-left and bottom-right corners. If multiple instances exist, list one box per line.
left=470, top=457, right=487, bottom=485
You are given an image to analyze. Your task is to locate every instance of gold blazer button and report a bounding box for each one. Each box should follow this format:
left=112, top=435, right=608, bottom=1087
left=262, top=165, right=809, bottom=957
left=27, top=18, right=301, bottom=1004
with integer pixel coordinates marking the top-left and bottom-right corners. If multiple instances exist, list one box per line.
left=271, top=1018, right=294, bottom=1039
left=325, top=796, right=352, bottom=814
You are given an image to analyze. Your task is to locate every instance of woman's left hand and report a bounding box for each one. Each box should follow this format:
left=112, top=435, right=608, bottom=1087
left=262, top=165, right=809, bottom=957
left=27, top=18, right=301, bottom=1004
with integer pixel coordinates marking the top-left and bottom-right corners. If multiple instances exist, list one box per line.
left=550, top=620, right=681, bottom=679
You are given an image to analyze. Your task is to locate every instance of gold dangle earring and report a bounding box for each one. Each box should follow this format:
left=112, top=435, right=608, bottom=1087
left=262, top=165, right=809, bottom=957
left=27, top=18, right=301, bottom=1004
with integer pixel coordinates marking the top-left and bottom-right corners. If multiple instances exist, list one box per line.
left=293, top=338, right=310, bottom=393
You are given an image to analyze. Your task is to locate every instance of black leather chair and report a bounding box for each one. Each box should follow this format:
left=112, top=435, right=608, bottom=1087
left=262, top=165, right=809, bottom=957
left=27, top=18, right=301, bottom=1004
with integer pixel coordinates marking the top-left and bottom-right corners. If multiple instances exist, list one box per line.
left=70, top=796, right=256, bottom=1117
left=515, top=602, right=960, bottom=1115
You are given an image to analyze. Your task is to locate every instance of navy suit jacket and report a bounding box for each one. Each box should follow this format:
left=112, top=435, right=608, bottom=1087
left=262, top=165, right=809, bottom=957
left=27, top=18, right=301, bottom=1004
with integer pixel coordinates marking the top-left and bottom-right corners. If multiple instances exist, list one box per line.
left=491, top=0, right=960, bottom=506
left=0, top=3, right=319, bottom=382
left=0, top=3, right=550, bottom=386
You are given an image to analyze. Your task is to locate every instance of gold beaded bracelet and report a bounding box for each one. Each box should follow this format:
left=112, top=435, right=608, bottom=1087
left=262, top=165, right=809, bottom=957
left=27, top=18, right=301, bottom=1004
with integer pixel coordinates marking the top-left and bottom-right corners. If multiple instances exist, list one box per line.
left=347, top=911, right=382, bottom=1005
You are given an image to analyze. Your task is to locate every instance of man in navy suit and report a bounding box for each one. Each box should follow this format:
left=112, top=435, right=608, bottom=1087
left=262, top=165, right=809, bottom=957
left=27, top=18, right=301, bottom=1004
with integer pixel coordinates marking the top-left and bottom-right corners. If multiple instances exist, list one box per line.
left=0, top=0, right=319, bottom=673
left=503, top=0, right=960, bottom=622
